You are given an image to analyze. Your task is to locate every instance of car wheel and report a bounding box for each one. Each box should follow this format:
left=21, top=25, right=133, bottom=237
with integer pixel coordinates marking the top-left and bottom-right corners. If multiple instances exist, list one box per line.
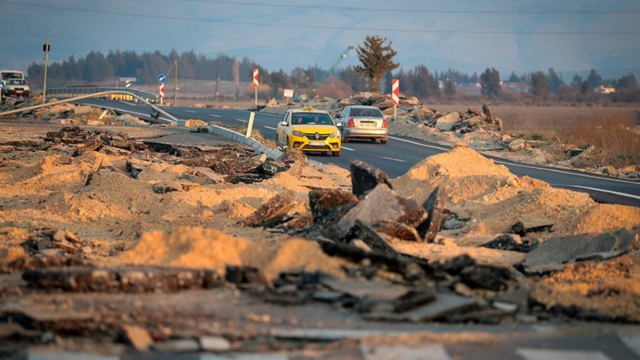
left=370, top=138, right=377, bottom=143
left=333, top=150, right=340, bottom=157
left=381, top=138, right=388, bottom=144
left=343, top=136, right=349, bottom=143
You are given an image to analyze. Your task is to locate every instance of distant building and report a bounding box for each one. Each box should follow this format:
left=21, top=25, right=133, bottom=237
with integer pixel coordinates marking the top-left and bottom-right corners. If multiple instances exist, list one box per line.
left=594, top=85, right=616, bottom=94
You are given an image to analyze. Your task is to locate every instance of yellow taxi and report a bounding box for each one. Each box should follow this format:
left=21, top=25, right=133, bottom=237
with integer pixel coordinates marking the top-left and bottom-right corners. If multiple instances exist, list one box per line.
left=275, top=107, right=342, bottom=156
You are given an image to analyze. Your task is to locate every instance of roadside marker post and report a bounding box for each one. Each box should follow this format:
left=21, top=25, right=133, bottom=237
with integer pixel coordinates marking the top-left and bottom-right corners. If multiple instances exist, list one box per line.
left=392, top=79, right=399, bottom=120
left=157, top=74, right=166, bottom=105
left=245, top=112, right=256, bottom=138
left=253, top=68, right=259, bottom=106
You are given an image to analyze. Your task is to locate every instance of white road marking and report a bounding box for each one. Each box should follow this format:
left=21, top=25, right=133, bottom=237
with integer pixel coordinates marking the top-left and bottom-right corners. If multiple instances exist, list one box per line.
left=263, top=126, right=277, bottom=130
left=361, top=343, right=452, bottom=360
left=389, top=135, right=450, bottom=151
left=341, top=146, right=355, bottom=151
left=567, top=185, right=640, bottom=201
left=517, top=348, right=612, bottom=360
left=235, top=118, right=248, bottom=123
left=209, top=114, right=221, bottom=117
left=619, top=332, right=640, bottom=359
left=185, top=110, right=196, bottom=113
left=380, top=156, right=407, bottom=163
left=494, top=159, right=640, bottom=185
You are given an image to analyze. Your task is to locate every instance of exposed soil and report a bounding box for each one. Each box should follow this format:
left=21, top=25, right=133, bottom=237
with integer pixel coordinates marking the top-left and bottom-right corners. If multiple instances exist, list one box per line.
left=1, top=101, right=639, bottom=356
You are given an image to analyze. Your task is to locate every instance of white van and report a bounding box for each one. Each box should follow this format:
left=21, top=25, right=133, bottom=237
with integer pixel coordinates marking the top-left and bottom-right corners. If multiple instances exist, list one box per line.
left=0, top=69, right=31, bottom=97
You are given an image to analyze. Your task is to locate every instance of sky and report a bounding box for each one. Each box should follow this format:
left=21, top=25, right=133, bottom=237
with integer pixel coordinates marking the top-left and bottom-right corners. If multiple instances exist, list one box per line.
left=1, top=0, right=639, bottom=80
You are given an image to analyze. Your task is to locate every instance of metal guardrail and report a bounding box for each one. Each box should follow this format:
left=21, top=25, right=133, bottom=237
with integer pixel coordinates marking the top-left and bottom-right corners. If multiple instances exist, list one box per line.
left=0, top=90, right=179, bottom=125
left=46, top=87, right=158, bottom=103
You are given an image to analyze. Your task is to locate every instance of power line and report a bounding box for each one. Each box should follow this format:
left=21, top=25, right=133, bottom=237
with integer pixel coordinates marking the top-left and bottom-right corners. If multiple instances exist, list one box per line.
left=180, top=0, right=640, bottom=15
left=2, top=0, right=640, bottom=35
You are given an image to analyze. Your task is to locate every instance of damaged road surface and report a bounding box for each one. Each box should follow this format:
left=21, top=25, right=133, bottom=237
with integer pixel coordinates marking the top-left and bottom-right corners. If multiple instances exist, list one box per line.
left=1, top=119, right=640, bottom=359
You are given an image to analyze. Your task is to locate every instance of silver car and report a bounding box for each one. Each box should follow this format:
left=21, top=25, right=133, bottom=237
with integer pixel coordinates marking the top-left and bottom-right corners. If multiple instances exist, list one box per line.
left=336, top=105, right=388, bottom=144
left=1, top=78, right=30, bottom=97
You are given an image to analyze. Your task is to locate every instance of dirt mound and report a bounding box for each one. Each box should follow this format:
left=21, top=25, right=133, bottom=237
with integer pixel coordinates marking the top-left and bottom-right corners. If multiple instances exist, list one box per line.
left=532, top=252, right=640, bottom=322
left=114, top=227, right=346, bottom=279
left=391, top=145, right=639, bottom=240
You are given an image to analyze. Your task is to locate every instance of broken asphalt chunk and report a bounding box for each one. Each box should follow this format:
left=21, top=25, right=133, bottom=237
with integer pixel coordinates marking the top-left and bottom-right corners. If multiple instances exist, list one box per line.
left=480, top=234, right=538, bottom=253
left=416, top=185, right=447, bottom=243
left=520, top=228, right=639, bottom=274
left=320, top=277, right=411, bottom=301
left=371, top=220, right=422, bottom=242
left=21, top=266, right=223, bottom=292
left=309, top=188, right=359, bottom=222
left=257, top=158, right=289, bottom=175
left=350, top=159, right=392, bottom=198
left=338, top=185, right=426, bottom=239
left=239, top=190, right=298, bottom=228
left=507, top=221, right=554, bottom=237
left=365, top=293, right=478, bottom=322
left=353, top=220, right=401, bottom=257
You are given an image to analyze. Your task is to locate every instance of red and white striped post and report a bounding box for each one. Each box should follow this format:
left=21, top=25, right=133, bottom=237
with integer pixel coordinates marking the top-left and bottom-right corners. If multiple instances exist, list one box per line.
left=159, top=83, right=165, bottom=105
left=391, top=79, right=399, bottom=120
left=253, top=68, right=259, bottom=106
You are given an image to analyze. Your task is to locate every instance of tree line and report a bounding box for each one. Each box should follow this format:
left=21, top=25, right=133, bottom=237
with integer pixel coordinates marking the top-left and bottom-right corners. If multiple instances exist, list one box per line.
left=25, top=37, right=640, bottom=104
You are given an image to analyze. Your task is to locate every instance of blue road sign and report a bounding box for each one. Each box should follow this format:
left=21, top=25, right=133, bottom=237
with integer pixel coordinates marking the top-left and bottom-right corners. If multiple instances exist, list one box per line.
left=157, top=74, right=166, bottom=83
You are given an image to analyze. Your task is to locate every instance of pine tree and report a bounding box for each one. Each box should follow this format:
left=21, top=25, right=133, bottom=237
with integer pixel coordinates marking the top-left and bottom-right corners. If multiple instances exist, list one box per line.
left=353, top=36, right=399, bottom=93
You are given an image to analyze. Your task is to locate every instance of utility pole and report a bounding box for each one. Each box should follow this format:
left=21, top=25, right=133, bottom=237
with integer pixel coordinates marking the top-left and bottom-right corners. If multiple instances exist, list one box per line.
left=173, top=60, right=177, bottom=107
left=42, top=37, right=50, bottom=104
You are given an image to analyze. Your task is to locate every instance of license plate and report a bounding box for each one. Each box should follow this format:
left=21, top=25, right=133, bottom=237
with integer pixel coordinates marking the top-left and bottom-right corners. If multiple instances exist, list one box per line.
left=310, top=140, right=324, bottom=146
left=360, top=122, right=375, bottom=128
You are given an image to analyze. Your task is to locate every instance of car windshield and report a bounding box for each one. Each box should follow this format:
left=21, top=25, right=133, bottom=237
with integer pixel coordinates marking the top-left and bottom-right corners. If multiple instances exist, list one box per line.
left=292, top=113, right=333, bottom=125
left=1, top=72, right=23, bottom=80
left=351, top=108, right=383, bottom=117
left=8, top=79, right=25, bottom=85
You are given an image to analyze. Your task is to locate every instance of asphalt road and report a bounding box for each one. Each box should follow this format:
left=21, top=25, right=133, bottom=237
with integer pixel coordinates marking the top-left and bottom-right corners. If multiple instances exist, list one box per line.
left=80, top=99, right=640, bottom=208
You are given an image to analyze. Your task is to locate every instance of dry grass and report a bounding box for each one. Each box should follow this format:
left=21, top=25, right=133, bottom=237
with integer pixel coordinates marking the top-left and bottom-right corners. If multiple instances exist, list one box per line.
left=560, top=113, right=640, bottom=168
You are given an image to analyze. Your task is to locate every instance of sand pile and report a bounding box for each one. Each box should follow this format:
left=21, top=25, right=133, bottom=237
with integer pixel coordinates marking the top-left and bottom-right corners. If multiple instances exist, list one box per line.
left=532, top=252, right=640, bottom=322
left=391, top=144, right=640, bottom=241
left=114, top=227, right=347, bottom=279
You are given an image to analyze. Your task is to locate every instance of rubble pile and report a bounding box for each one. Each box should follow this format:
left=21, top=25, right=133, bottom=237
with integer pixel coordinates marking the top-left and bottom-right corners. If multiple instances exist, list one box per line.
left=1, top=101, right=639, bottom=355
left=260, top=92, right=640, bottom=180
left=0, top=96, right=147, bottom=125
left=1, top=135, right=639, bottom=354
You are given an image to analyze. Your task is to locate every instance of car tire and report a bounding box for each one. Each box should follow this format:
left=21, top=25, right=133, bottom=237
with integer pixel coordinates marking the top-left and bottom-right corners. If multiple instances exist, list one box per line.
left=370, top=138, right=377, bottom=143
left=333, top=150, right=340, bottom=157
left=381, top=139, right=388, bottom=144
left=343, top=136, right=349, bottom=143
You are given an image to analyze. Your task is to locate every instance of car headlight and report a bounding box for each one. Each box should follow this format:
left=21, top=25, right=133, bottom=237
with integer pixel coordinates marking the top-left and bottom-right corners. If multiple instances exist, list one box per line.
left=329, top=130, right=341, bottom=138
left=292, top=130, right=305, bottom=137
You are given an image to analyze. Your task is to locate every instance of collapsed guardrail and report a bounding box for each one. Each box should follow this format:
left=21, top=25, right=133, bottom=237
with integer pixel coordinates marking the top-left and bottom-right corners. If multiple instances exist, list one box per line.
left=46, top=87, right=158, bottom=104
left=0, top=90, right=179, bottom=125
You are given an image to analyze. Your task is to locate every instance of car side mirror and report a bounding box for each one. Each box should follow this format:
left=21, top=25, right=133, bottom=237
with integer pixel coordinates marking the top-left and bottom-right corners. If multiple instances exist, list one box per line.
left=280, top=121, right=288, bottom=126
left=336, top=122, right=343, bottom=128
